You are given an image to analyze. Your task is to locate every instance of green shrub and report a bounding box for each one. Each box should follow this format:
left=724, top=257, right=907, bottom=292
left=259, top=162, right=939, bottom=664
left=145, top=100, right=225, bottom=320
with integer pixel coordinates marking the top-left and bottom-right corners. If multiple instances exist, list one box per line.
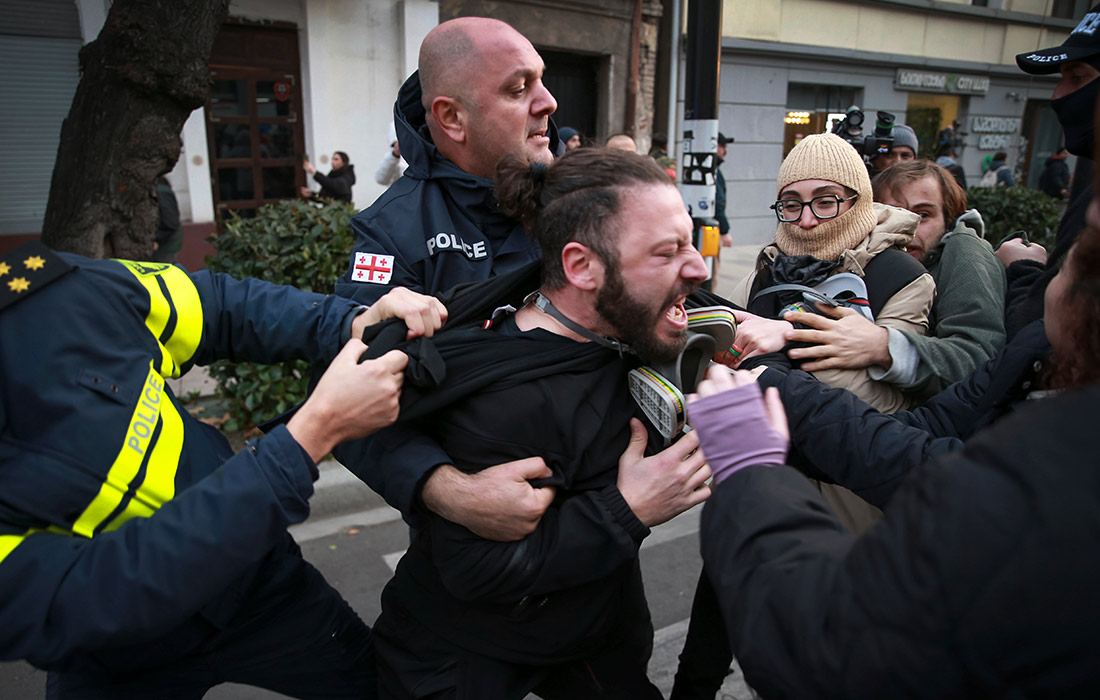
left=204, top=200, right=356, bottom=430
left=965, top=186, right=1060, bottom=251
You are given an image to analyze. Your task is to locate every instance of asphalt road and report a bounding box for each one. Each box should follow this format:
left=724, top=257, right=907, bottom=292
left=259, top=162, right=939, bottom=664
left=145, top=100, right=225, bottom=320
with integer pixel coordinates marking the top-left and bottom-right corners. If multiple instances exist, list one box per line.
left=0, top=506, right=752, bottom=699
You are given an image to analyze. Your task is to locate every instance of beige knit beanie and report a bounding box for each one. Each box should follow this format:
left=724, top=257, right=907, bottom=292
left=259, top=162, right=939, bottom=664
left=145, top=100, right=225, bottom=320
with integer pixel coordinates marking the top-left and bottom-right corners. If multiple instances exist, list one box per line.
left=773, top=133, right=877, bottom=261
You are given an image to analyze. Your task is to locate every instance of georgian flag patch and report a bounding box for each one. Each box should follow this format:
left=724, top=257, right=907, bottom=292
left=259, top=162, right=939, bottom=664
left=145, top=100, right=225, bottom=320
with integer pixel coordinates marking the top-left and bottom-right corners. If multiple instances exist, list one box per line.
left=351, top=252, right=394, bottom=284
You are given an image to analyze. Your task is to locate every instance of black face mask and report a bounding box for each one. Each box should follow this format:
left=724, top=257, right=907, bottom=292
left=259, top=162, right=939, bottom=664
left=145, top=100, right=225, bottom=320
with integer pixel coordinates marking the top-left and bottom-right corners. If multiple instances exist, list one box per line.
left=1052, top=75, right=1100, bottom=158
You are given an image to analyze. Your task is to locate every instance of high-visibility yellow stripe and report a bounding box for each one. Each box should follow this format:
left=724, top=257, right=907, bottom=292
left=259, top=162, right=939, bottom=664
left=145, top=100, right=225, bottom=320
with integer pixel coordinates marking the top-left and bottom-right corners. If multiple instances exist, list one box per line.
left=72, top=363, right=168, bottom=538
left=103, top=384, right=183, bottom=532
left=0, top=531, right=37, bottom=565
left=115, top=261, right=204, bottom=379
left=156, top=265, right=203, bottom=375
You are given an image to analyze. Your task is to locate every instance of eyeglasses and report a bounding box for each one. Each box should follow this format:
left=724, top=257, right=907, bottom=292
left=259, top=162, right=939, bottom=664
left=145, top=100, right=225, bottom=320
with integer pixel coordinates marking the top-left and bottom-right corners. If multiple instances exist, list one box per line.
left=770, top=194, right=858, bottom=223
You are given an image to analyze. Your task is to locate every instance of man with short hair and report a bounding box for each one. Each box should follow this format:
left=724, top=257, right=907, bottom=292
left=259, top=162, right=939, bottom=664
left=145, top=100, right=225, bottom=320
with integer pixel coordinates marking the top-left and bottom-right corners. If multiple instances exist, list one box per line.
left=869, top=123, right=918, bottom=175
left=330, top=19, right=565, bottom=545
left=935, top=142, right=967, bottom=190
left=607, top=133, right=639, bottom=152
left=368, top=147, right=712, bottom=699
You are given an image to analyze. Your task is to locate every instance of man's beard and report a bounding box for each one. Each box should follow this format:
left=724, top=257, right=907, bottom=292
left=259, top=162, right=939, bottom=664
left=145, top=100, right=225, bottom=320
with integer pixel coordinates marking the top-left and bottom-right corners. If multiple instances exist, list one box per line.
left=595, top=263, right=698, bottom=363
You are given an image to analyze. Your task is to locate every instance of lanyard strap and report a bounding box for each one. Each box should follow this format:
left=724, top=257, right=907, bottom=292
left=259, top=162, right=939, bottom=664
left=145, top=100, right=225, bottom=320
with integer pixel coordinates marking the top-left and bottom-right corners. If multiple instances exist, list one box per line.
left=524, top=290, right=633, bottom=356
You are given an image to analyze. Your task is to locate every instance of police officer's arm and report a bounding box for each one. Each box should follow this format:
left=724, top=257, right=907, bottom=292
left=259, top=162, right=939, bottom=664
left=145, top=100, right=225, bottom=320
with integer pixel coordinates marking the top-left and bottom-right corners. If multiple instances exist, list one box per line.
left=333, top=214, right=425, bottom=306
left=0, top=345, right=406, bottom=669
left=334, top=424, right=556, bottom=540
left=424, top=427, right=708, bottom=604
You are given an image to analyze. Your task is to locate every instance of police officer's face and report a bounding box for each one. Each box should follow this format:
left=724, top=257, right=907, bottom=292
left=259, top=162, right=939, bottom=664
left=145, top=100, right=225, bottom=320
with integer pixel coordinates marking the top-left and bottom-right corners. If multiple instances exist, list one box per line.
left=463, top=26, right=558, bottom=177
left=1053, top=60, right=1100, bottom=100
left=594, top=184, right=709, bottom=362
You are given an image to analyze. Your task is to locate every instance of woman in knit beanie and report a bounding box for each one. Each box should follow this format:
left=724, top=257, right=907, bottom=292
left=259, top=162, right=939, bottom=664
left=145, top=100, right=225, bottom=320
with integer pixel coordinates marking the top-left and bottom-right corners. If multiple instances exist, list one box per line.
left=773, top=133, right=878, bottom=262
left=727, top=130, right=936, bottom=529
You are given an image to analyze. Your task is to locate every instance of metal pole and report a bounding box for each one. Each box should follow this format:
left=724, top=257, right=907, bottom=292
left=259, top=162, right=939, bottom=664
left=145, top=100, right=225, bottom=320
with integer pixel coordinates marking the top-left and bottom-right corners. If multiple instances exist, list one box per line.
left=679, top=0, right=722, bottom=277
left=666, top=0, right=681, bottom=180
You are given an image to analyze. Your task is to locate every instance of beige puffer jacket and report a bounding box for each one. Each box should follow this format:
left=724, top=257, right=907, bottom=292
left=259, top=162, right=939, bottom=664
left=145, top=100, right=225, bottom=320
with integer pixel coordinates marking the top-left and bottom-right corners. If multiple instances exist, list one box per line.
left=731, top=203, right=936, bottom=414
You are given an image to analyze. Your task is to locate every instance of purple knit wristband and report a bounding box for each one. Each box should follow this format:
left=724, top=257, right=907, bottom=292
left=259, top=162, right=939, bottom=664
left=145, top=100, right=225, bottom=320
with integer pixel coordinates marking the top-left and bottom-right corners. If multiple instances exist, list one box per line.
left=688, top=382, right=789, bottom=484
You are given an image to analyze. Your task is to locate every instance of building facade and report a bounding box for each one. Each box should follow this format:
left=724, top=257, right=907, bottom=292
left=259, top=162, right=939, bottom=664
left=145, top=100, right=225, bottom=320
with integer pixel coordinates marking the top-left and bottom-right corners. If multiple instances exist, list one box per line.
left=1, top=0, right=663, bottom=267
left=710, top=0, right=1078, bottom=245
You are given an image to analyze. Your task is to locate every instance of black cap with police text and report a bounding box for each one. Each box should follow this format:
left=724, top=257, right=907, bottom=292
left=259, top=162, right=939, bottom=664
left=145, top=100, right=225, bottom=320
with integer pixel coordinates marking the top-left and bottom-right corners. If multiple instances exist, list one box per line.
left=1017, top=5, right=1100, bottom=74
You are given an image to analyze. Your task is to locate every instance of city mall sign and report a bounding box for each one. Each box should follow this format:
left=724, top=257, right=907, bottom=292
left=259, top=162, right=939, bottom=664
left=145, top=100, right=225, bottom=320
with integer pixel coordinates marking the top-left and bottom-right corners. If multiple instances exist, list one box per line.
left=895, top=69, right=990, bottom=95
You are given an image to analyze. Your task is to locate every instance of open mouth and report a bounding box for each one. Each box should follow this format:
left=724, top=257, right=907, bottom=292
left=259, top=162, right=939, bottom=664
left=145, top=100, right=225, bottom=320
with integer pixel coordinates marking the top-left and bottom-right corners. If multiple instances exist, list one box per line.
left=665, top=298, right=688, bottom=330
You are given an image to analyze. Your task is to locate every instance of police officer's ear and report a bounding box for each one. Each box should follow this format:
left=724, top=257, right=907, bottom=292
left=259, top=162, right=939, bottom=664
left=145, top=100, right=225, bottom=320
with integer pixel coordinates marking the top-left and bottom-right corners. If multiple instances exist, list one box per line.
left=561, top=242, right=602, bottom=292
left=431, top=96, right=468, bottom=145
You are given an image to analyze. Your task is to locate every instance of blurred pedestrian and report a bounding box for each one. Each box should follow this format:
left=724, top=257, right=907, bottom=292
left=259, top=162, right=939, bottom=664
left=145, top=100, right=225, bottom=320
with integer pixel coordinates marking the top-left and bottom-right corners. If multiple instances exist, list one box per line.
left=607, top=133, right=638, bottom=153
left=152, top=176, right=183, bottom=264
left=934, top=143, right=967, bottom=190
left=559, top=126, right=583, bottom=151
left=979, top=151, right=1014, bottom=187
left=707, top=133, right=733, bottom=289
left=1038, top=147, right=1071, bottom=200
left=375, top=123, right=407, bottom=186
left=301, top=150, right=355, bottom=202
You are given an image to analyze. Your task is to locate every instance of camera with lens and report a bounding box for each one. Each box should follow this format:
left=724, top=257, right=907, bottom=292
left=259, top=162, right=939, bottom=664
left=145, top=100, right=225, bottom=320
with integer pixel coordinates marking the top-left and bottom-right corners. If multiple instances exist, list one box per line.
left=832, top=106, right=897, bottom=159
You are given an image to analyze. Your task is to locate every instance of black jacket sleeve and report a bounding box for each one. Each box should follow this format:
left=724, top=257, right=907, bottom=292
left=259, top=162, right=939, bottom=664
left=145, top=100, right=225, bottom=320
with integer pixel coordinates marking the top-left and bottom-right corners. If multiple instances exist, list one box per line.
left=427, top=485, right=649, bottom=604
left=755, top=323, right=1047, bottom=507
left=699, top=386, right=1100, bottom=699
left=313, top=169, right=353, bottom=201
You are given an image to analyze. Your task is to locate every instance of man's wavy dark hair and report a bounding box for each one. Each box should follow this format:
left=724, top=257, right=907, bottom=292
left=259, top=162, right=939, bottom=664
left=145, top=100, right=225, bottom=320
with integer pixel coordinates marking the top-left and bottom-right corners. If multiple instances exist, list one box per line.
left=493, top=147, right=674, bottom=290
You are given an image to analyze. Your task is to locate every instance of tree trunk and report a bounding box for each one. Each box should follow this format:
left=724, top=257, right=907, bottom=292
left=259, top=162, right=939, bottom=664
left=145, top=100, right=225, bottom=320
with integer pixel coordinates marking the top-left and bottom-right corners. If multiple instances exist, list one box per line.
left=41, top=0, right=231, bottom=258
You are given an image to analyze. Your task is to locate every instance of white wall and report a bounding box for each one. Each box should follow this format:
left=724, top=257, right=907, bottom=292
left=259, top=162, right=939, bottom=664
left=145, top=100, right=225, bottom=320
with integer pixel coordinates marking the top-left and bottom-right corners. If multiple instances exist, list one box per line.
left=170, top=0, right=439, bottom=223
left=302, top=0, right=437, bottom=209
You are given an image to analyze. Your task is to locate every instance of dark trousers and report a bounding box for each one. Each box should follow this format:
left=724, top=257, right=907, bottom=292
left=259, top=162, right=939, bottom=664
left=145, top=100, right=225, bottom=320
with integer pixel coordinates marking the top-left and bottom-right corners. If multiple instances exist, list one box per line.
left=373, top=585, right=662, bottom=700
left=46, top=556, right=374, bottom=700
left=670, top=568, right=733, bottom=700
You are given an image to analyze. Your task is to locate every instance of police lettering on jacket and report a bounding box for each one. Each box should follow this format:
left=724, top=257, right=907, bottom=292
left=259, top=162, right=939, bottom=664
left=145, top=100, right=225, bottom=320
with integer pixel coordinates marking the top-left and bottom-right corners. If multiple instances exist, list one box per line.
left=426, top=232, right=488, bottom=260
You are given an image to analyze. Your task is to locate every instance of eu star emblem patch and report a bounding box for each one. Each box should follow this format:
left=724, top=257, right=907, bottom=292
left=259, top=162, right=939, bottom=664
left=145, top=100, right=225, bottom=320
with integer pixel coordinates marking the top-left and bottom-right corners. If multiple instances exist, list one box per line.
left=0, top=240, right=73, bottom=313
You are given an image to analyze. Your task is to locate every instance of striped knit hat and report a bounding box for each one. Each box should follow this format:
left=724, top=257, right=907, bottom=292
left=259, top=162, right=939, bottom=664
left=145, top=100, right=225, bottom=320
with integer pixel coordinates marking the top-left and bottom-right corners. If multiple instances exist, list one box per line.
left=774, top=133, right=877, bottom=261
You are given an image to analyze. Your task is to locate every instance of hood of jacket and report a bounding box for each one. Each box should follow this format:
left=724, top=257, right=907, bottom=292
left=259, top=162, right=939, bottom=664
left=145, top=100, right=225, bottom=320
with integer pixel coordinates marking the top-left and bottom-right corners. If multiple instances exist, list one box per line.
left=394, top=71, right=560, bottom=193
left=923, top=208, right=985, bottom=269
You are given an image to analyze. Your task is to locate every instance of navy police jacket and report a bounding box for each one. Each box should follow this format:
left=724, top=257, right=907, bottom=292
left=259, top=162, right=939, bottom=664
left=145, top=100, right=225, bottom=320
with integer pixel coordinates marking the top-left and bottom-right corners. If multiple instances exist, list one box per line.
left=334, top=70, right=542, bottom=306
left=332, top=71, right=554, bottom=520
left=0, top=252, right=358, bottom=670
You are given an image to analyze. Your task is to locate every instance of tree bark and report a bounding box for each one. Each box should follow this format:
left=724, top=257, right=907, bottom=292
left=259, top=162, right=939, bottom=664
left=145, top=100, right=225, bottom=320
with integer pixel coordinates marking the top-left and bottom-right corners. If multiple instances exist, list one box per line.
left=42, top=0, right=231, bottom=258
